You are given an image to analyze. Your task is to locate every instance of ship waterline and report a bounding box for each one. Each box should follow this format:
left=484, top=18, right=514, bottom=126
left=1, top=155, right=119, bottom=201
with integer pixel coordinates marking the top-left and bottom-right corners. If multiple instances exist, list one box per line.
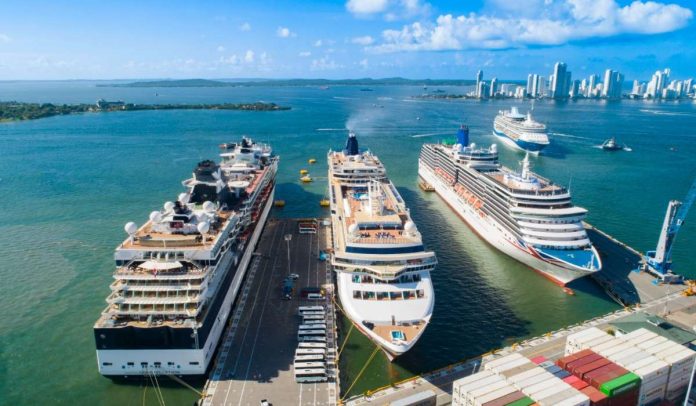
left=329, top=132, right=436, bottom=359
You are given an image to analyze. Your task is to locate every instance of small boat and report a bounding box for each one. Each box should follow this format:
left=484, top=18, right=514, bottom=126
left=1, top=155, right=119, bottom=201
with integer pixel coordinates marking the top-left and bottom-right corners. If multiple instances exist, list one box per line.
left=308, top=158, right=317, bottom=164
left=301, top=175, right=313, bottom=183
left=274, top=200, right=286, bottom=207
left=601, top=137, right=624, bottom=151
left=300, top=169, right=308, bottom=175
left=319, top=199, right=330, bottom=207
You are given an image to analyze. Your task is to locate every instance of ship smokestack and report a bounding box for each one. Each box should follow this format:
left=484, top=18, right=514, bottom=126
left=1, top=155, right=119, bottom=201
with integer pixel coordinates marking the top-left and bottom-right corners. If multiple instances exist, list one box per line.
left=345, top=132, right=359, bottom=156
left=456, top=125, right=469, bottom=146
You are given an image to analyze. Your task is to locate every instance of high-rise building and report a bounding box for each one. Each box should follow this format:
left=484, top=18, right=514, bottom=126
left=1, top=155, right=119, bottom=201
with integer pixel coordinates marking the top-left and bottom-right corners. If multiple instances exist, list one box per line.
left=631, top=80, right=643, bottom=96
left=490, top=77, right=498, bottom=97
left=476, top=81, right=489, bottom=99
left=530, top=74, right=540, bottom=98
left=526, top=74, right=534, bottom=96
left=602, top=69, right=613, bottom=98
left=587, top=74, right=598, bottom=98
left=476, top=70, right=483, bottom=92
left=538, top=76, right=548, bottom=97
left=551, top=62, right=569, bottom=99
left=569, top=80, right=580, bottom=98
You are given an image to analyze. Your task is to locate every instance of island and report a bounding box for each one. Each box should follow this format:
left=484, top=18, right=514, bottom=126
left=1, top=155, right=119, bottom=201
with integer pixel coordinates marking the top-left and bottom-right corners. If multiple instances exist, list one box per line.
left=0, top=99, right=290, bottom=122
left=99, top=77, right=477, bottom=88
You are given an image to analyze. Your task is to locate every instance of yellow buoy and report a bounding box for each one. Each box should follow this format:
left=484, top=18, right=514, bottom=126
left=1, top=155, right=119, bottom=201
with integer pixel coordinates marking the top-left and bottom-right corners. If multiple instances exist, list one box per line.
left=301, top=175, right=313, bottom=183
left=308, top=158, right=317, bottom=164
left=300, top=169, right=308, bottom=175
left=319, top=199, right=330, bottom=207
left=274, top=200, right=286, bottom=207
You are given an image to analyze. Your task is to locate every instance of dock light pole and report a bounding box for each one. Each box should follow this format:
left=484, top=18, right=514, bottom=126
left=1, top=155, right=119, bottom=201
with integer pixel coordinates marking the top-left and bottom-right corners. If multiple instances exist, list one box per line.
left=285, top=234, right=292, bottom=276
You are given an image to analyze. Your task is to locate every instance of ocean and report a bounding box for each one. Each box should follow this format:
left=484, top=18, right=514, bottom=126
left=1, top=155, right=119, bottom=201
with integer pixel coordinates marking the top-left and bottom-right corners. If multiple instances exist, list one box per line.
left=0, top=81, right=694, bottom=404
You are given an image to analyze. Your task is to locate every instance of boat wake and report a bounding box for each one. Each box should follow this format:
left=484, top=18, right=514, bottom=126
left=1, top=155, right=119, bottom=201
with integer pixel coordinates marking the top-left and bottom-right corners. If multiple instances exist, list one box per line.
left=592, top=145, right=632, bottom=152
left=411, top=132, right=451, bottom=138
left=549, top=132, right=590, bottom=141
left=640, top=109, right=692, bottom=117
left=316, top=128, right=346, bottom=132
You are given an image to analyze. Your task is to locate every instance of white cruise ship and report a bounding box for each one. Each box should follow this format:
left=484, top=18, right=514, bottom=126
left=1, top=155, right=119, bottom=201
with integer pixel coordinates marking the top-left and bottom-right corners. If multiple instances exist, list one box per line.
left=328, top=133, right=436, bottom=360
left=94, top=138, right=277, bottom=377
left=419, top=126, right=600, bottom=285
left=493, top=107, right=550, bottom=153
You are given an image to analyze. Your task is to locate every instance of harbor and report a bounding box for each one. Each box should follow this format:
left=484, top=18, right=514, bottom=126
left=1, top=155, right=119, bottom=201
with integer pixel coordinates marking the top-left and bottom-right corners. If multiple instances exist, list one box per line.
left=201, top=218, right=339, bottom=406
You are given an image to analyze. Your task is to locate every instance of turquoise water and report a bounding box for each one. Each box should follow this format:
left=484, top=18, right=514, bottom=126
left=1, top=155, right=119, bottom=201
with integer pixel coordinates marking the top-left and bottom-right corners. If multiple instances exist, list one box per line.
left=0, top=82, right=695, bottom=404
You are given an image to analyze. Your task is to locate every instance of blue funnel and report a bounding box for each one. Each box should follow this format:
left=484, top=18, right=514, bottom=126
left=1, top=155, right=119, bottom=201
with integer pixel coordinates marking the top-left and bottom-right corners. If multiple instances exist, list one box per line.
left=345, top=132, right=359, bottom=156
left=457, top=125, right=469, bottom=146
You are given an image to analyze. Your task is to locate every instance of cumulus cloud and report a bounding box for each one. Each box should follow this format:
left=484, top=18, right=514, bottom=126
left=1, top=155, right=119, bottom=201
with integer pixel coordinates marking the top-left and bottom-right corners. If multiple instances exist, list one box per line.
left=314, top=39, right=323, bottom=47
left=346, top=0, right=390, bottom=15
left=359, top=58, right=369, bottom=68
left=346, top=0, right=430, bottom=19
left=351, top=35, right=375, bottom=45
left=369, top=0, right=692, bottom=52
left=0, top=33, right=11, bottom=43
left=277, top=26, right=295, bottom=38
left=244, top=50, right=255, bottom=63
left=216, top=45, right=225, bottom=52
left=239, top=22, right=251, bottom=31
left=299, top=51, right=312, bottom=57
left=311, top=57, right=341, bottom=71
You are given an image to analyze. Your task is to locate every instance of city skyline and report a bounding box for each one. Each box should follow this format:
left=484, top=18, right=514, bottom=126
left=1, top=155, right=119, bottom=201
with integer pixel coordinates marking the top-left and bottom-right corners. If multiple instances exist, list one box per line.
left=0, top=0, right=694, bottom=80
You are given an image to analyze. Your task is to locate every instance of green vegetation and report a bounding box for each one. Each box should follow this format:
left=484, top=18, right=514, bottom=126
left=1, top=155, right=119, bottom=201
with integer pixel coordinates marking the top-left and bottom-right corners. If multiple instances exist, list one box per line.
left=0, top=100, right=289, bottom=122
left=100, top=77, right=481, bottom=88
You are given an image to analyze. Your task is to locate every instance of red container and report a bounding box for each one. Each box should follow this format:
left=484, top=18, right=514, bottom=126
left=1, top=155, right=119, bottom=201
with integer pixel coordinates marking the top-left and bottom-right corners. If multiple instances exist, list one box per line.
left=530, top=355, right=547, bottom=365
left=575, top=358, right=611, bottom=378
left=563, top=375, right=581, bottom=384
left=583, top=364, right=615, bottom=383
left=607, top=387, right=639, bottom=406
left=589, top=367, right=630, bottom=389
left=581, top=386, right=609, bottom=406
left=566, top=354, right=603, bottom=373
left=571, top=380, right=589, bottom=390
left=557, top=349, right=595, bottom=369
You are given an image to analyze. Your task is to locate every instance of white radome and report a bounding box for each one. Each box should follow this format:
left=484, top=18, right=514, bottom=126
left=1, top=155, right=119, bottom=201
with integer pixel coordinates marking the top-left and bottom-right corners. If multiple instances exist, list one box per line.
left=149, top=211, right=162, bottom=223
left=203, top=201, right=216, bottom=212
left=124, top=222, right=138, bottom=235
left=197, top=221, right=210, bottom=234
left=164, top=201, right=175, bottom=212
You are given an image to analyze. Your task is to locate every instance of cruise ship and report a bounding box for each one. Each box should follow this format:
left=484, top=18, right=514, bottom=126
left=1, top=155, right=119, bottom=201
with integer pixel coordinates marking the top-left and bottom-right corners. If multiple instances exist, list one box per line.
left=419, top=126, right=601, bottom=285
left=328, top=133, right=436, bottom=359
left=493, top=107, right=550, bottom=153
left=94, top=138, right=277, bottom=377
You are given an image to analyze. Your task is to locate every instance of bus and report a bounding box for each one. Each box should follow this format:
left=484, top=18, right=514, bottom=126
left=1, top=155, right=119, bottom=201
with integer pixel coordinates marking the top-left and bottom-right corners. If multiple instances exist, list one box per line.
left=294, top=362, right=326, bottom=369
left=294, top=368, right=327, bottom=383
left=297, top=329, right=325, bottom=340
left=295, top=348, right=326, bottom=356
left=299, top=335, right=327, bottom=343
left=294, top=354, right=325, bottom=362
left=303, top=315, right=325, bottom=321
left=298, top=342, right=327, bottom=349
left=299, top=324, right=326, bottom=330
left=298, top=306, right=324, bottom=315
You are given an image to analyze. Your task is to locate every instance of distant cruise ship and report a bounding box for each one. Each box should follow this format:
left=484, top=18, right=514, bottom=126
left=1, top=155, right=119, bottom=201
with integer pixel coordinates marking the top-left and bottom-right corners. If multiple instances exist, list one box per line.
left=493, top=107, right=550, bottom=153
left=328, top=132, right=436, bottom=359
left=94, top=138, right=277, bottom=377
left=419, top=126, right=600, bottom=285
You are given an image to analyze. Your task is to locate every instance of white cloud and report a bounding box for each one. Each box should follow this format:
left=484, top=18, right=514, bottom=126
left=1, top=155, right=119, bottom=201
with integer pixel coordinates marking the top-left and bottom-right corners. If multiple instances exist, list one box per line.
left=299, top=51, right=312, bottom=57
left=216, top=45, right=226, bottom=52
left=369, top=0, right=692, bottom=52
left=351, top=35, right=375, bottom=45
left=0, top=34, right=11, bottom=43
left=314, top=39, right=323, bottom=47
left=239, top=22, right=252, bottom=31
left=311, top=57, right=342, bottom=71
left=359, top=58, right=369, bottom=68
left=346, top=0, right=390, bottom=15
left=219, top=54, right=239, bottom=65
left=244, top=50, right=255, bottom=63
left=277, top=26, right=296, bottom=38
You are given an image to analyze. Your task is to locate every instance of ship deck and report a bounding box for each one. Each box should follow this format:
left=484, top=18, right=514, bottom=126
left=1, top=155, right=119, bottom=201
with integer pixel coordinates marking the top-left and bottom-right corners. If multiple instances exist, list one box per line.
left=202, top=218, right=338, bottom=406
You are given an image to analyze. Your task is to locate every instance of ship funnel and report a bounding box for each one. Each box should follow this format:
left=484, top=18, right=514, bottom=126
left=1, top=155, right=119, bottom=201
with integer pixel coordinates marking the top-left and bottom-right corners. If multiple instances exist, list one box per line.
left=345, top=132, right=359, bottom=156
left=456, top=125, right=469, bottom=146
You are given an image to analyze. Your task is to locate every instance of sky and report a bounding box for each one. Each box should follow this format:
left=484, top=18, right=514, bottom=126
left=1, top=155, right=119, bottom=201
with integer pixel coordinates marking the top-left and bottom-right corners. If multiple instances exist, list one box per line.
left=0, top=0, right=694, bottom=81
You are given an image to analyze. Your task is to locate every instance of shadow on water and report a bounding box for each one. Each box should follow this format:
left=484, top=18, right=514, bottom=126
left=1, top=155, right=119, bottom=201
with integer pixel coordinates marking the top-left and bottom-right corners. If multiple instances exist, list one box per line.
left=338, top=186, right=533, bottom=398
left=272, top=181, right=328, bottom=219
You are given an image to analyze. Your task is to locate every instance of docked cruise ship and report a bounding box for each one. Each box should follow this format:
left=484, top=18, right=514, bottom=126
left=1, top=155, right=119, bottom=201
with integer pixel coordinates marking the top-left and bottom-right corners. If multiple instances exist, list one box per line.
left=419, top=126, right=601, bottom=285
left=94, top=138, right=277, bottom=377
left=493, top=107, right=550, bottom=153
left=328, top=132, right=436, bottom=360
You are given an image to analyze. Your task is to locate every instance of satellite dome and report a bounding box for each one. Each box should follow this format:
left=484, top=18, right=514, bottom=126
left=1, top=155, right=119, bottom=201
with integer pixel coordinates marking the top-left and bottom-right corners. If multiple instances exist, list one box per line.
left=178, top=193, right=190, bottom=205
left=197, top=221, right=210, bottom=234
left=203, top=201, right=216, bottom=212
left=149, top=211, right=162, bottom=223
left=164, top=201, right=175, bottom=212
left=124, top=222, right=138, bottom=235
left=404, top=221, right=416, bottom=233
left=491, top=144, right=497, bottom=152
left=348, top=224, right=359, bottom=235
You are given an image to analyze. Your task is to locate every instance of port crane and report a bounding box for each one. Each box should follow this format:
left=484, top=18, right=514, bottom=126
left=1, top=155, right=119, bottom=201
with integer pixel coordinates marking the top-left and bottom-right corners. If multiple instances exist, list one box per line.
left=642, top=178, right=696, bottom=283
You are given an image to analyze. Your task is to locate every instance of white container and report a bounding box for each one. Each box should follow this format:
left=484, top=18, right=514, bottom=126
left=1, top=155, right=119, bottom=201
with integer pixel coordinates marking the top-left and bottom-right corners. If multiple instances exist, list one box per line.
left=513, top=371, right=555, bottom=390
left=596, top=342, right=634, bottom=358
left=611, top=351, right=646, bottom=369
left=666, top=382, right=689, bottom=401
left=636, top=336, right=668, bottom=351
left=581, top=335, right=615, bottom=351
left=521, top=377, right=557, bottom=396
left=566, top=328, right=609, bottom=354
left=529, top=384, right=566, bottom=401
left=626, top=355, right=659, bottom=372
left=472, top=385, right=516, bottom=406
left=555, top=393, right=591, bottom=406
left=590, top=338, right=623, bottom=354
left=537, top=388, right=585, bottom=406
left=663, top=348, right=696, bottom=371
left=453, top=371, right=497, bottom=400
left=488, top=357, right=533, bottom=374
left=650, top=341, right=681, bottom=356
left=508, top=366, right=546, bottom=385
left=641, top=383, right=667, bottom=406
left=632, top=358, right=670, bottom=382
left=483, top=353, right=525, bottom=370
left=455, top=375, right=504, bottom=406
left=607, top=347, right=642, bottom=363
left=620, top=328, right=656, bottom=341
left=465, top=380, right=509, bottom=405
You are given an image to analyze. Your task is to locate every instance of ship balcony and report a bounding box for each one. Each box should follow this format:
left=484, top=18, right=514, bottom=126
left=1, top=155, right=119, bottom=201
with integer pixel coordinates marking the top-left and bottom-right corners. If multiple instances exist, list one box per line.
left=102, top=305, right=200, bottom=318
left=106, top=291, right=202, bottom=306
left=109, top=280, right=205, bottom=293
left=522, top=235, right=591, bottom=248
left=113, top=263, right=209, bottom=281
left=520, top=229, right=588, bottom=240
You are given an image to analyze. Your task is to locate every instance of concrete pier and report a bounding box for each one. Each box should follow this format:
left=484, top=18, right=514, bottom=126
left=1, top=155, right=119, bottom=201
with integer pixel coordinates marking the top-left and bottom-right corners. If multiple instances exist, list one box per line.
left=201, top=218, right=338, bottom=406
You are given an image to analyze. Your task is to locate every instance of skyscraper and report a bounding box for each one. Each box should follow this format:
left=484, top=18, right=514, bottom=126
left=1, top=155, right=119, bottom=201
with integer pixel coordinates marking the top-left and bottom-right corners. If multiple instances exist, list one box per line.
left=476, top=70, right=483, bottom=91
left=602, top=69, right=613, bottom=98
left=530, top=74, right=540, bottom=98
left=587, top=74, right=598, bottom=98
left=490, top=77, right=498, bottom=97
left=569, top=80, right=580, bottom=98
left=551, top=62, right=569, bottom=99
left=526, top=74, right=534, bottom=96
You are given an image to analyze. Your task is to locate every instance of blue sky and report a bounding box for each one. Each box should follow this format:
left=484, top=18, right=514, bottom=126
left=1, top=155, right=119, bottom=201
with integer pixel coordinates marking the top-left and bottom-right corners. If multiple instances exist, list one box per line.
left=0, top=0, right=694, bottom=80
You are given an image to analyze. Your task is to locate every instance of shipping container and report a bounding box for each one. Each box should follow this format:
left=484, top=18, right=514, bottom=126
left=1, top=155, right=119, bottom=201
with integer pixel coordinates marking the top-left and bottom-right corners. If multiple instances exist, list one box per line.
left=505, top=396, right=534, bottom=406
left=631, top=358, right=670, bottom=382
left=595, top=342, right=634, bottom=358
left=544, top=364, right=562, bottom=375
left=566, top=327, right=607, bottom=346
left=454, top=371, right=495, bottom=388
left=553, top=370, right=571, bottom=380
left=566, top=354, right=603, bottom=373
left=636, top=336, right=668, bottom=351
left=624, top=355, right=658, bottom=373
left=579, top=386, right=608, bottom=406
left=520, top=378, right=558, bottom=396
left=530, top=356, right=547, bottom=365
left=538, top=360, right=554, bottom=369
left=507, top=367, right=547, bottom=385
left=466, top=380, right=511, bottom=405
left=661, top=347, right=696, bottom=371
left=590, top=339, right=623, bottom=355
left=570, top=380, right=588, bottom=391
left=487, top=357, right=532, bottom=374
left=574, top=358, right=611, bottom=379
left=480, top=390, right=525, bottom=406
left=650, top=341, right=681, bottom=357
left=619, top=328, right=655, bottom=342
left=514, top=371, right=556, bottom=390
left=528, top=384, right=566, bottom=401
left=557, top=349, right=595, bottom=369
left=605, top=347, right=642, bottom=363
left=598, top=372, right=641, bottom=397
left=610, top=351, right=646, bottom=369
left=554, top=394, right=591, bottom=406
left=484, top=354, right=526, bottom=370
left=499, top=363, right=537, bottom=379
left=473, top=385, right=517, bottom=406
left=536, top=388, right=588, bottom=406
left=587, top=365, right=630, bottom=388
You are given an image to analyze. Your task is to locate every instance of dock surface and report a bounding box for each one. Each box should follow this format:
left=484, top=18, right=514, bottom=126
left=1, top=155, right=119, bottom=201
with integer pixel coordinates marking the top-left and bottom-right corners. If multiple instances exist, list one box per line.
left=201, top=218, right=338, bottom=406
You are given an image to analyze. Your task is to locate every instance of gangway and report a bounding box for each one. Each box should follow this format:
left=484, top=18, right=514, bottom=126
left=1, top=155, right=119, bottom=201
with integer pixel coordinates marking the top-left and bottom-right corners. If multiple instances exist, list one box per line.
left=642, top=178, right=696, bottom=283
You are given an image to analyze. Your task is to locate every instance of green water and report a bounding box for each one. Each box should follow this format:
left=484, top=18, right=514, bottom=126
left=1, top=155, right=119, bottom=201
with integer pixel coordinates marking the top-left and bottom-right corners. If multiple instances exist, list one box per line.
left=0, top=82, right=694, bottom=404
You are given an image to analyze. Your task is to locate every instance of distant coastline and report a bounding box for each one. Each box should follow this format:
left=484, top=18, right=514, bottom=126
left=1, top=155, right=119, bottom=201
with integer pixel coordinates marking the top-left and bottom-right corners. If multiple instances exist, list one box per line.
left=98, top=77, right=482, bottom=88
left=0, top=100, right=290, bottom=122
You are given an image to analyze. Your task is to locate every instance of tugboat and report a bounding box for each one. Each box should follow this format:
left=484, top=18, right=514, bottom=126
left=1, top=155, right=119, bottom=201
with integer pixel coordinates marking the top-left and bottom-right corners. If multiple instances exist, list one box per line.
left=601, top=137, right=624, bottom=151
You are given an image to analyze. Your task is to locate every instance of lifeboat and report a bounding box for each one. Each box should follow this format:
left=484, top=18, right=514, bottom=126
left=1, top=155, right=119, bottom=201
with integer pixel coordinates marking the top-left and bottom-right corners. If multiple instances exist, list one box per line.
left=319, top=199, right=330, bottom=207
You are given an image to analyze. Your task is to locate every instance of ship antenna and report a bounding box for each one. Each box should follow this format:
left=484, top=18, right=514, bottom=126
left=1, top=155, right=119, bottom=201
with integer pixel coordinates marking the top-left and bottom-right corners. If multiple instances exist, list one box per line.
left=521, top=153, right=531, bottom=180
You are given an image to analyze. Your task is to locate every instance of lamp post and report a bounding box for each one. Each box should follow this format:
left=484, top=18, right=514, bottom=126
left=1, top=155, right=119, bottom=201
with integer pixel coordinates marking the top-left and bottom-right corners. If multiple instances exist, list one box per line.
left=284, top=234, right=292, bottom=276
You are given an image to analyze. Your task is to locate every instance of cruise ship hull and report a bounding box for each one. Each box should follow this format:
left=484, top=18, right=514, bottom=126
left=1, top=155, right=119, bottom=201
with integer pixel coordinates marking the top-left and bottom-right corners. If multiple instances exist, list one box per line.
left=419, top=163, right=595, bottom=285
left=492, top=128, right=547, bottom=153
left=95, top=188, right=274, bottom=377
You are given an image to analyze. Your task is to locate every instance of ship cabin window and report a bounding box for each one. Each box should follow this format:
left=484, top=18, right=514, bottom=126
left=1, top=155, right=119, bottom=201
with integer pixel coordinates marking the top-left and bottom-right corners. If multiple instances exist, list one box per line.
left=189, top=362, right=200, bottom=365
left=127, top=362, right=134, bottom=366
left=141, top=362, right=148, bottom=367
left=168, top=362, right=175, bottom=366
left=353, top=290, right=361, bottom=299
left=377, top=292, right=389, bottom=300
left=154, top=362, right=161, bottom=367
left=417, top=290, right=425, bottom=298
left=102, top=362, right=113, bottom=366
